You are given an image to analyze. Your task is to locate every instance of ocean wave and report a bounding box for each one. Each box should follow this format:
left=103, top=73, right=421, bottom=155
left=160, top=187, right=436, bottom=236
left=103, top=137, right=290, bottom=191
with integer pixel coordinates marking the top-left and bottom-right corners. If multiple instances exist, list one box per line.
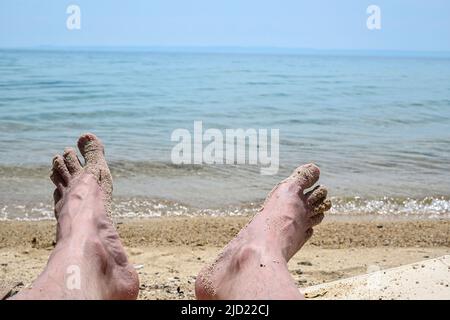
left=330, top=196, right=450, bottom=218
left=0, top=161, right=278, bottom=178
left=1, top=196, right=449, bottom=221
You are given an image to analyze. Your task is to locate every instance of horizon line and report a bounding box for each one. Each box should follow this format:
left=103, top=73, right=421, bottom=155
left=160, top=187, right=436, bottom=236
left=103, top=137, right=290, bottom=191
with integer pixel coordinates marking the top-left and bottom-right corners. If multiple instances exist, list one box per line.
left=1, top=45, right=450, bottom=57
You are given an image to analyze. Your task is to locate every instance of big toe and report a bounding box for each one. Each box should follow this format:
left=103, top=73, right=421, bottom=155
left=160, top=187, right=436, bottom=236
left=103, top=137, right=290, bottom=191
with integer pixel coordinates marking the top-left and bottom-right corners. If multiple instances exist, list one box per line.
left=77, top=132, right=113, bottom=203
left=289, top=163, right=320, bottom=190
left=77, top=133, right=105, bottom=165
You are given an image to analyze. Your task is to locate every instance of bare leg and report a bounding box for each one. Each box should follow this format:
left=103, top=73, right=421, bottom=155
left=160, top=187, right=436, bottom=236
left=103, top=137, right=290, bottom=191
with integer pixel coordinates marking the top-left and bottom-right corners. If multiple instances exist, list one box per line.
left=195, top=163, right=331, bottom=300
left=12, top=134, right=139, bottom=300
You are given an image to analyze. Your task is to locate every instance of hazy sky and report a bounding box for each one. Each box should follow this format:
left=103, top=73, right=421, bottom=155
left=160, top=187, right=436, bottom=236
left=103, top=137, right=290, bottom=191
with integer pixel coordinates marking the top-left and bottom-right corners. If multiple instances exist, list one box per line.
left=0, top=0, right=449, bottom=51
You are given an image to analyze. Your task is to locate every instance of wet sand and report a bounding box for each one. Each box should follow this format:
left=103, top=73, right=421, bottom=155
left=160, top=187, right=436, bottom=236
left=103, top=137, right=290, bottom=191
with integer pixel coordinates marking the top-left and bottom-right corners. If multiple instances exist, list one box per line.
left=0, top=217, right=449, bottom=299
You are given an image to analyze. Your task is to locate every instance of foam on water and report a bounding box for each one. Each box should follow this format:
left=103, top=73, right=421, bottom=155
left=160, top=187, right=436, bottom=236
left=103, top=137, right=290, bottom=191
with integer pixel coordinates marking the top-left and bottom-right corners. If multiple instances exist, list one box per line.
left=1, top=196, right=449, bottom=221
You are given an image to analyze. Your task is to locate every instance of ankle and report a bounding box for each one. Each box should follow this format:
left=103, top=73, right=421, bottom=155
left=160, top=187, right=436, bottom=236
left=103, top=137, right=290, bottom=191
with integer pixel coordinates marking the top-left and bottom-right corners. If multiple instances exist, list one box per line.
left=241, top=224, right=290, bottom=263
left=56, top=214, right=98, bottom=243
left=228, top=240, right=287, bottom=274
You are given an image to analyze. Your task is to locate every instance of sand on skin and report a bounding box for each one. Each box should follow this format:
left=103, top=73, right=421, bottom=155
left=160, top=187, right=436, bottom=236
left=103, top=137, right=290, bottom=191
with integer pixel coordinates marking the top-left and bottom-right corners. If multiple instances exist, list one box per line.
left=0, top=217, right=449, bottom=299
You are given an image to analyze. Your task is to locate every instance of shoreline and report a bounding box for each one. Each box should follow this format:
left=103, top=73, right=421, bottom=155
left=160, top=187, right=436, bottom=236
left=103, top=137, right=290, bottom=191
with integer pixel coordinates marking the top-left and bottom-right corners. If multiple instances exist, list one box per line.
left=1, top=217, right=449, bottom=248
left=1, top=217, right=449, bottom=299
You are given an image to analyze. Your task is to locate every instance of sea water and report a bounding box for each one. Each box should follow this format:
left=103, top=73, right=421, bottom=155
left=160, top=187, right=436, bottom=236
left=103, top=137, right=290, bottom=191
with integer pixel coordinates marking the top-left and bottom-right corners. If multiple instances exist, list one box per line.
left=1, top=49, right=449, bottom=219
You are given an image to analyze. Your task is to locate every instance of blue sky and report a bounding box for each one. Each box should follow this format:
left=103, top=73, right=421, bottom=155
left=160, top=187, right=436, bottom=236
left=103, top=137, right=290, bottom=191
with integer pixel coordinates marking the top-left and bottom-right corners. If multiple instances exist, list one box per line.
left=0, top=0, right=449, bottom=51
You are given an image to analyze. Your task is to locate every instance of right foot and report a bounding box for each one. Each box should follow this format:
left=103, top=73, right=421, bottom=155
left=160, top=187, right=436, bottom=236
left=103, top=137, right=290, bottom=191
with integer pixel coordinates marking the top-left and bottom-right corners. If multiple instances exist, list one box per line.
left=195, top=163, right=331, bottom=300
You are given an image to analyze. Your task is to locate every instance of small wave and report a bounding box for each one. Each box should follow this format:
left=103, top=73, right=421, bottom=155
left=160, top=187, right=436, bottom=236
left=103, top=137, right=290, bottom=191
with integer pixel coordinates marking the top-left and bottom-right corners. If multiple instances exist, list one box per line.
left=0, top=161, right=283, bottom=179
left=0, top=165, right=51, bottom=178
left=258, top=92, right=290, bottom=98
left=110, top=161, right=218, bottom=177
left=330, top=196, right=450, bottom=218
left=1, top=196, right=449, bottom=221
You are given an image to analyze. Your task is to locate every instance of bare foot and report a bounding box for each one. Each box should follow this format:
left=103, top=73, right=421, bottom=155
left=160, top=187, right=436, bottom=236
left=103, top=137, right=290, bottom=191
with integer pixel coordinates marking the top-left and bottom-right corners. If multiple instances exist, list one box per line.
left=51, top=133, right=113, bottom=220
left=13, top=134, right=138, bottom=299
left=195, top=163, right=331, bottom=300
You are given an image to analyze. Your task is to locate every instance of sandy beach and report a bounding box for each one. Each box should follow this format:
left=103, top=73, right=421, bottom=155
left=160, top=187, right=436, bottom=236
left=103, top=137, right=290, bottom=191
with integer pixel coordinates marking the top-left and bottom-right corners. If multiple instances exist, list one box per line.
left=1, top=0, right=450, bottom=302
left=1, top=217, right=448, bottom=299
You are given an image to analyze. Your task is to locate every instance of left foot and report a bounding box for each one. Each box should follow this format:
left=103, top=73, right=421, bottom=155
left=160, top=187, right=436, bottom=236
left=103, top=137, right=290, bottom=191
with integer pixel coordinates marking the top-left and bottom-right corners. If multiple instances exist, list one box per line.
left=13, top=134, right=139, bottom=300
left=51, top=133, right=113, bottom=219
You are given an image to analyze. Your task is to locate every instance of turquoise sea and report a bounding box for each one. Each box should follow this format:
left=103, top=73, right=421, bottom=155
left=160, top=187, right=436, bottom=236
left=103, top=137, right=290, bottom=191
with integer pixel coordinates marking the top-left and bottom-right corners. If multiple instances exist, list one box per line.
left=0, top=49, right=449, bottom=220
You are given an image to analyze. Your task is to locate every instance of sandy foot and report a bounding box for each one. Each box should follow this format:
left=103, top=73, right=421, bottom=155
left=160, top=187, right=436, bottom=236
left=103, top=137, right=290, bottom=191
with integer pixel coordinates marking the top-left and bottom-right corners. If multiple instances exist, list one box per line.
left=195, top=163, right=331, bottom=300
left=12, top=134, right=138, bottom=299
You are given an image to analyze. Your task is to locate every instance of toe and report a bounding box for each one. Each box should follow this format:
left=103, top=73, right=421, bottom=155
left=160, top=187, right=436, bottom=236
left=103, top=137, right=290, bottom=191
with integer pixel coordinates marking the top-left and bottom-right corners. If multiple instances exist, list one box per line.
left=50, top=169, right=65, bottom=193
left=290, top=163, right=320, bottom=190
left=77, top=133, right=105, bottom=164
left=306, top=185, right=328, bottom=207
left=312, top=199, right=332, bottom=215
left=52, top=155, right=71, bottom=184
left=53, top=188, right=61, bottom=204
left=63, top=147, right=82, bottom=174
left=53, top=189, right=62, bottom=218
left=310, top=213, right=324, bottom=226
left=305, top=228, right=314, bottom=240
